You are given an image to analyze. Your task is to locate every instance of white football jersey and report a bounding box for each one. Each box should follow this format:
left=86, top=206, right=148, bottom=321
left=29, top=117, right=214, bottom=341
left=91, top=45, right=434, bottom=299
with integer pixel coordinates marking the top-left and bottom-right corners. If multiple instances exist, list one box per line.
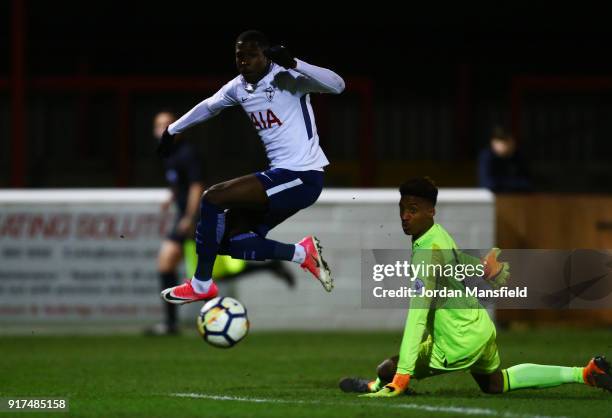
left=169, top=59, right=345, bottom=171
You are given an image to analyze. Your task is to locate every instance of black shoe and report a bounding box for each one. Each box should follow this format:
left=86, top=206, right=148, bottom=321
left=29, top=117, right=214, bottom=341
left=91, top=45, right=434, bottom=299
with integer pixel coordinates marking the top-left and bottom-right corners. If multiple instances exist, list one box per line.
left=339, top=377, right=372, bottom=393
left=585, top=356, right=612, bottom=392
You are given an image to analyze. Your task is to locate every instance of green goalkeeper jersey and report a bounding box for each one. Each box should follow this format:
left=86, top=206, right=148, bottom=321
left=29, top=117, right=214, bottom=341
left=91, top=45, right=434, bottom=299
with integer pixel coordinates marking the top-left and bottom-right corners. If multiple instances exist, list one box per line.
left=396, top=223, right=496, bottom=375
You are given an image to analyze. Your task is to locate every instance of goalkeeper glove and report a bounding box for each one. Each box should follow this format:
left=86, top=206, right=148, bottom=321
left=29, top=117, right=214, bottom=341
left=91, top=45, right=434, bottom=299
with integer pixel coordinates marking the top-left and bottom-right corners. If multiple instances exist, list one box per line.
left=263, top=45, right=296, bottom=69
left=359, top=373, right=410, bottom=398
left=482, top=248, right=511, bottom=289
left=156, top=127, right=175, bottom=158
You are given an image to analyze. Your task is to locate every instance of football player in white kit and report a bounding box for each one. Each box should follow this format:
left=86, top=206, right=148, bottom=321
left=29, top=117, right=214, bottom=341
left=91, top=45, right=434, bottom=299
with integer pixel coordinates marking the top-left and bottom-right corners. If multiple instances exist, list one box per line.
left=157, top=30, right=345, bottom=304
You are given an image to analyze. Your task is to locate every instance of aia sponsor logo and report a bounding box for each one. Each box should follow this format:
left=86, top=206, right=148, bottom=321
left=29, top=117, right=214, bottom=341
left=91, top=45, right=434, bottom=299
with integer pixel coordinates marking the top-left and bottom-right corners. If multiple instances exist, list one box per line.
left=250, top=110, right=283, bottom=130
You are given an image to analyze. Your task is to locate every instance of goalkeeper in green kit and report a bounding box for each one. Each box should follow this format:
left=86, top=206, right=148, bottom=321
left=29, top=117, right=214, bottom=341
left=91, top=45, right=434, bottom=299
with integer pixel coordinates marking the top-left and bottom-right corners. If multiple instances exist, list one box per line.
left=340, top=177, right=612, bottom=397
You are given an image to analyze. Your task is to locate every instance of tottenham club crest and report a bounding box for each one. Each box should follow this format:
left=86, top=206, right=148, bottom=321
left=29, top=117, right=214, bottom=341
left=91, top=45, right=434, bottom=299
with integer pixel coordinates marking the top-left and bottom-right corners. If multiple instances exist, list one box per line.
left=264, top=86, right=275, bottom=102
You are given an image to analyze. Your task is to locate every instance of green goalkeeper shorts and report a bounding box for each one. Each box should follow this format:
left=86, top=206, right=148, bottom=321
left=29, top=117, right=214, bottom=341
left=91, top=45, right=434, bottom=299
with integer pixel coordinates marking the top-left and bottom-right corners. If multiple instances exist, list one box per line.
left=412, top=331, right=501, bottom=379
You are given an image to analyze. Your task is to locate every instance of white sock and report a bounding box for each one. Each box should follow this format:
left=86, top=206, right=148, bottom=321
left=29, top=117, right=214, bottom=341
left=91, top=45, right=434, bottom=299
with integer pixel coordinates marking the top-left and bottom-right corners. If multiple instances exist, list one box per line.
left=292, top=244, right=306, bottom=264
left=191, top=277, right=212, bottom=293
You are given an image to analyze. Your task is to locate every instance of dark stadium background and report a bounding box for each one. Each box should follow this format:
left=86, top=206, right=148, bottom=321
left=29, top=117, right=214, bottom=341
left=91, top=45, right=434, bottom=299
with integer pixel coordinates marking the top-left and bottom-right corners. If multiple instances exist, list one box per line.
left=2, top=2, right=612, bottom=191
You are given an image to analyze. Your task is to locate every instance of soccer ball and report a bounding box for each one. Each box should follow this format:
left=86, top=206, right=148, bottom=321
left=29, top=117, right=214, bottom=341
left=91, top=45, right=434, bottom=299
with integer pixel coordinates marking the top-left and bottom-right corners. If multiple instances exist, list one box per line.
left=196, top=297, right=249, bottom=348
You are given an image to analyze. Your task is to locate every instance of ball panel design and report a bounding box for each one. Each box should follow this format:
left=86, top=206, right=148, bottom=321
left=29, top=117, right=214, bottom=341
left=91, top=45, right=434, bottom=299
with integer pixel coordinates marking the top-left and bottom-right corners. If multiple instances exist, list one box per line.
left=206, top=334, right=231, bottom=347
left=226, top=316, right=249, bottom=342
left=220, top=297, right=247, bottom=315
left=203, top=306, right=230, bottom=333
left=201, top=297, right=223, bottom=313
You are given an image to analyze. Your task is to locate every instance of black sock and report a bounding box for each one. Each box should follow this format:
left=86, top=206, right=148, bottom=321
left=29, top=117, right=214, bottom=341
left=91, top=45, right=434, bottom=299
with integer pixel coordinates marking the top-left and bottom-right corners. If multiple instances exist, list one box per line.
left=160, top=272, right=178, bottom=329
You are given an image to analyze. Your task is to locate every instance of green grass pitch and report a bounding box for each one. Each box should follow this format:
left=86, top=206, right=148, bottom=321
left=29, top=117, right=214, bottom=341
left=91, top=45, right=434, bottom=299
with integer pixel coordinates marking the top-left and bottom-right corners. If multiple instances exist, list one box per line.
left=1, top=328, right=610, bottom=417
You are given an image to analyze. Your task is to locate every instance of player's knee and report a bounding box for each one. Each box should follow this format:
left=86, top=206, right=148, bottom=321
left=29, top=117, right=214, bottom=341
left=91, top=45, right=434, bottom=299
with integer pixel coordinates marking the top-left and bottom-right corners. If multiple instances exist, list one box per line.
left=376, top=358, right=397, bottom=383
left=474, top=371, right=504, bottom=394
left=202, top=185, right=226, bottom=207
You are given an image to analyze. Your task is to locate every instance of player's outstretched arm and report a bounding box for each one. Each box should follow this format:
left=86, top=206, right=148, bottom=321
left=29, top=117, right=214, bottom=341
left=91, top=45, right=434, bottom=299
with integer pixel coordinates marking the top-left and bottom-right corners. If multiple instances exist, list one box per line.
left=265, top=45, right=345, bottom=94
left=168, top=100, right=216, bottom=136
left=361, top=307, right=427, bottom=397
left=168, top=81, right=239, bottom=136
left=362, top=248, right=440, bottom=398
left=293, top=58, right=345, bottom=94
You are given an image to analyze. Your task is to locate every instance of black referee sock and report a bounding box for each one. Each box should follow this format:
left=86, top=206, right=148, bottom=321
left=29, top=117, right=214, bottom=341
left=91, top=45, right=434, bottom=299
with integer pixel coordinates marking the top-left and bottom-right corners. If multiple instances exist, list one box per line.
left=160, top=272, right=178, bottom=329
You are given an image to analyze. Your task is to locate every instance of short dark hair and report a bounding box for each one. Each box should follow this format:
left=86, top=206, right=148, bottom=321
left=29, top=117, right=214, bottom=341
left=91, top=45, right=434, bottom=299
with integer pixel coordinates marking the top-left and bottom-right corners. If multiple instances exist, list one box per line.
left=490, top=125, right=513, bottom=142
left=399, top=177, right=438, bottom=206
left=236, top=30, right=270, bottom=49
left=154, top=109, right=177, bottom=119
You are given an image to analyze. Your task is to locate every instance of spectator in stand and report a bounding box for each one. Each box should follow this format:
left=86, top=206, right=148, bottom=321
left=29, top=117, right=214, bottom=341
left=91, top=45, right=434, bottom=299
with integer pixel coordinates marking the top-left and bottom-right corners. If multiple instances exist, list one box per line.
left=478, top=126, right=532, bottom=193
